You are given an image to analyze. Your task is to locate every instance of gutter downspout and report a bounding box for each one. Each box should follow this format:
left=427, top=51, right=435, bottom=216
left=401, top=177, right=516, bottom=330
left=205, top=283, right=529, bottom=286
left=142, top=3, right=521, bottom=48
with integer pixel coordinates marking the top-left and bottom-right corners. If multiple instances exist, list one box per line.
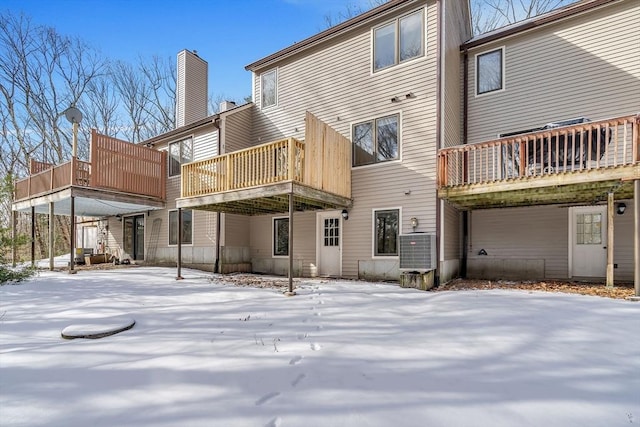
left=435, top=0, right=443, bottom=286
left=461, top=47, right=469, bottom=278
left=214, top=117, right=222, bottom=274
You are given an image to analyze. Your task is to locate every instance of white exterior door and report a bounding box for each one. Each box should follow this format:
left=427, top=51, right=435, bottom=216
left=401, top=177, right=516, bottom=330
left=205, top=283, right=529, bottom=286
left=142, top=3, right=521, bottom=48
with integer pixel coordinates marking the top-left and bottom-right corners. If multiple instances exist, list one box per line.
left=570, top=206, right=607, bottom=277
left=317, top=212, right=341, bottom=277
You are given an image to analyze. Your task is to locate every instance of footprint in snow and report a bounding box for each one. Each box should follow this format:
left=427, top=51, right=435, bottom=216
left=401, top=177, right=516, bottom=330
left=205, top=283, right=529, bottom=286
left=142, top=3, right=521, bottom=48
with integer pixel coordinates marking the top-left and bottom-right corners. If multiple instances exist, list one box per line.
left=289, top=355, right=303, bottom=365
left=296, top=333, right=308, bottom=340
left=310, top=342, right=322, bottom=351
left=264, top=416, right=282, bottom=427
left=255, top=391, right=281, bottom=406
left=314, top=312, right=322, bottom=317
left=291, top=373, right=306, bottom=387
left=316, top=325, right=324, bottom=330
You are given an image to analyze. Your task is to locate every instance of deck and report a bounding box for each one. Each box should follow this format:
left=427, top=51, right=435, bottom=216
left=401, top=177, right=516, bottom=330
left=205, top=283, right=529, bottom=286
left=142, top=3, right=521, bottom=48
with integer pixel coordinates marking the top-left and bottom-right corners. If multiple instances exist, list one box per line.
left=13, top=130, right=166, bottom=216
left=177, top=112, right=352, bottom=215
left=437, top=115, right=640, bottom=209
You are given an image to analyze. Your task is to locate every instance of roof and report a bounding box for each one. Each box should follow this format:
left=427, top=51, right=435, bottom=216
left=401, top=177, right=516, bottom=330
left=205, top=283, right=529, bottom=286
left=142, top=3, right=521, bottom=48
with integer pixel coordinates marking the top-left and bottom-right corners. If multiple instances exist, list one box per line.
left=462, top=0, right=619, bottom=50
left=245, top=0, right=420, bottom=71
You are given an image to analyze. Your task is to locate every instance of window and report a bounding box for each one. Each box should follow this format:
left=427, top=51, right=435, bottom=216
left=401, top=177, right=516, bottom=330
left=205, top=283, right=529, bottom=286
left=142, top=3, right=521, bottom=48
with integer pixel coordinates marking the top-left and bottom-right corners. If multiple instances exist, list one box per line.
left=352, top=114, right=399, bottom=166
left=168, top=138, right=193, bottom=177
left=261, top=69, right=277, bottom=108
left=476, top=47, right=504, bottom=95
left=576, top=213, right=602, bottom=245
left=169, top=209, right=193, bottom=245
left=273, top=217, right=289, bottom=256
left=374, top=209, right=399, bottom=256
left=373, top=10, right=424, bottom=72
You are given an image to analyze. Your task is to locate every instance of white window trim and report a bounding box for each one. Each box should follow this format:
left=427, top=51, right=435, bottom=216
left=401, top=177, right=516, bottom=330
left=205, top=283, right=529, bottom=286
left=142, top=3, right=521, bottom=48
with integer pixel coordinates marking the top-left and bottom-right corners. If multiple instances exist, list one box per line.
left=168, top=209, right=194, bottom=247
left=371, top=207, right=402, bottom=259
left=370, top=8, right=426, bottom=75
left=474, top=46, right=506, bottom=97
left=260, top=68, right=278, bottom=109
left=350, top=111, right=402, bottom=169
left=168, top=135, right=194, bottom=179
left=272, top=216, right=289, bottom=258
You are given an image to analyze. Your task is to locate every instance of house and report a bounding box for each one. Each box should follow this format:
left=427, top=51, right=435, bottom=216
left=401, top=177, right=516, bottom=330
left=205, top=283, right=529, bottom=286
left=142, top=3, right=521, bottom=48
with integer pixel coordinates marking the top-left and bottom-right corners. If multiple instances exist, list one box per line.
left=438, top=0, right=639, bottom=288
left=12, top=0, right=638, bottom=295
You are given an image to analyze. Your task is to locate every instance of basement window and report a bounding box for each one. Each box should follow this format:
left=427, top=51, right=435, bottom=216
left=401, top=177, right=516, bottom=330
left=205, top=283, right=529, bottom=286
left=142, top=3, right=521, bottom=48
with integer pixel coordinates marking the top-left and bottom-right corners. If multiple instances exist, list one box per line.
left=273, top=217, right=289, bottom=256
left=169, top=209, right=193, bottom=245
left=373, top=209, right=399, bottom=257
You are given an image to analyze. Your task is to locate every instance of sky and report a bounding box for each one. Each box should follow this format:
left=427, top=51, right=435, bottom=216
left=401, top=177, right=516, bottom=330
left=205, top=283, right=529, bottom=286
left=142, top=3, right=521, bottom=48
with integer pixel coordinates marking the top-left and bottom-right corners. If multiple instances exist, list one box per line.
left=0, top=0, right=373, bottom=103
left=1, top=263, right=639, bottom=426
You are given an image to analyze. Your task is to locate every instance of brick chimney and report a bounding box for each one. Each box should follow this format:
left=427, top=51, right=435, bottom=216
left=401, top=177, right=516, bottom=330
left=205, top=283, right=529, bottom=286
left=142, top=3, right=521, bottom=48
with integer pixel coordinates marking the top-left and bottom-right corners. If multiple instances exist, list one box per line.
left=176, top=49, right=208, bottom=128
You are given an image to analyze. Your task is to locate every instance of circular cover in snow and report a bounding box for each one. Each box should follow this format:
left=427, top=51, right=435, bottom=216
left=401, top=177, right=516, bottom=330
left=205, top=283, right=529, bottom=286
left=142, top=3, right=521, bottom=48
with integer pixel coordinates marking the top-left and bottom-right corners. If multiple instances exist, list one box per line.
left=61, top=316, right=135, bottom=339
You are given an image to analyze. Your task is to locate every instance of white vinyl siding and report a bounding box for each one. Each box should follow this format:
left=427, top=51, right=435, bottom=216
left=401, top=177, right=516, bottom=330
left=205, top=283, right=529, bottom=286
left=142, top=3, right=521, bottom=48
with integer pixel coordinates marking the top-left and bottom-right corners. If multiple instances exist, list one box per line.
left=467, top=0, right=640, bottom=144
left=250, top=1, right=437, bottom=278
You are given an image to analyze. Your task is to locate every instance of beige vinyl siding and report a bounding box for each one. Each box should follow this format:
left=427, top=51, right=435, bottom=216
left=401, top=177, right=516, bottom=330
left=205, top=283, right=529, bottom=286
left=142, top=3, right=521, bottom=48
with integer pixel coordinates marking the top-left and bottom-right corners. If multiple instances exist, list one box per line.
left=250, top=0, right=438, bottom=278
left=442, top=0, right=470, bottom=148
left=612, top=199, right=634, bottom=281
left=470, top=205, right=569, bottom=278
left=443, top=201, right=460, bottom=260
left=193, top=129, right=218, bottom=160
left=176, top=50, right=208, bottom=128
left=249, top=212, right=317, bottom=277
left=467, top=0, right=640, bottom=144
left=223, top=214, right=249, bottom=247
left=223, top=105, right=254, bottom=153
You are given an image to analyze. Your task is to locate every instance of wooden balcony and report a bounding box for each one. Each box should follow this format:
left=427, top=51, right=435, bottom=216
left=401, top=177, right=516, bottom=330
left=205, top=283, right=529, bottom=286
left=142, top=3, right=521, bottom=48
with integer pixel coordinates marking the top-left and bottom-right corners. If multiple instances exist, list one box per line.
left=177, top=112, right=352, bottom=215
left=438, top=115, right=640, bottom=209
left=13, top=130, right=166, bottom=216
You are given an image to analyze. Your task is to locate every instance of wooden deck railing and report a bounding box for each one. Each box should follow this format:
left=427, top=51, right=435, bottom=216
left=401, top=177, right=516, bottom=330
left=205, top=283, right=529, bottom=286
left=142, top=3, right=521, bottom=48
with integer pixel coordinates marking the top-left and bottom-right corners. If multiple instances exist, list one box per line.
left=182, top=138, right=304, bottom=196
left=14, top=130, right=166, bottom=201
left=438, top=115, right=639, bottom=188
left=181, top=111, right=352, bottom=200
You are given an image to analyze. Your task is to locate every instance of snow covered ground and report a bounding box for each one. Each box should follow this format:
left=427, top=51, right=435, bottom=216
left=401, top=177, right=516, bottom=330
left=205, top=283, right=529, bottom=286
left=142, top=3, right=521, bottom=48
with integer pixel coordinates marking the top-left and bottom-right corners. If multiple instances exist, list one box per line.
left=1, top=266, right=638, bottom=427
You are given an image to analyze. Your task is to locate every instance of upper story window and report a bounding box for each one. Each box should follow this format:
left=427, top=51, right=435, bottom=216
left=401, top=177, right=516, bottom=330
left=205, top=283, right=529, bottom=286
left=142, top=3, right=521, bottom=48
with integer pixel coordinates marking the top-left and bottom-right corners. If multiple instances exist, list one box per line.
left=352, top=114, right=399, bottom=167
left=476, top=47, right=504, bottom=95
left=373, top=10, right=424, bottom=72
left=168, top=138, right=193, bottom=177
left=260, top=69, right=277, bottom=108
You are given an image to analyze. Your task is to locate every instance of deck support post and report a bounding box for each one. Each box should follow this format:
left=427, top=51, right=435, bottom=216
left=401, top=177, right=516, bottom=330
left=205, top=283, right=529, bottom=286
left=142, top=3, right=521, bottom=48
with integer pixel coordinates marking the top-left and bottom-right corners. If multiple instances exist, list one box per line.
left=11, top=209, right=17, bottom=267
left=49, top=202, right=54, bottom=270
left=69, top=196, right=76, bottom=274
left=176, top=207, right=183, bottom=280
left=606, top=192, right=614, bottom=288
left=635, top=180, right=639, bottom=297
left=285, top=192, right=296, bottom=296
left=30, top=206, right=35, bottom=267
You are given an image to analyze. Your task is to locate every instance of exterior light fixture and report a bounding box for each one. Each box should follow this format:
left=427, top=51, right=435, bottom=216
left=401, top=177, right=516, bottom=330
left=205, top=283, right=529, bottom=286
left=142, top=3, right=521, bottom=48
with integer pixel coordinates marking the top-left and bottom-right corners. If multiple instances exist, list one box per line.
left=341, top=209, right=349, bottom=220
left=616, top=202, right=626, bottom=215
left=410, top=217, right=419, bottom=230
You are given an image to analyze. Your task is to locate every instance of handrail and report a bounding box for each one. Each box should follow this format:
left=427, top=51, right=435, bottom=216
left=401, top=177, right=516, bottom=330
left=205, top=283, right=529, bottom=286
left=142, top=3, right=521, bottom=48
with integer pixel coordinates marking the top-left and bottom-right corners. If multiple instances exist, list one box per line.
left=13, top=130, right=166, bottom=202
left=438, top=114, right=639, bottom=188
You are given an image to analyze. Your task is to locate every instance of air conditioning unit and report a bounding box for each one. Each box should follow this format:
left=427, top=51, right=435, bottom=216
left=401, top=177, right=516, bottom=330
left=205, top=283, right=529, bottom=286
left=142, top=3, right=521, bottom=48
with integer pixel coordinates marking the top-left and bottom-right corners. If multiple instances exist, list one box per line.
left=399, top=233, right=436, bottom=272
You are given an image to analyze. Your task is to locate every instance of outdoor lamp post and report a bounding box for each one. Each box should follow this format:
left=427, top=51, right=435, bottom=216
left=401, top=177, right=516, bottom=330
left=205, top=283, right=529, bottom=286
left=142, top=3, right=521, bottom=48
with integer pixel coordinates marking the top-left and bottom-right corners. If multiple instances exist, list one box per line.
left=63, top=105, right=83, bottom=274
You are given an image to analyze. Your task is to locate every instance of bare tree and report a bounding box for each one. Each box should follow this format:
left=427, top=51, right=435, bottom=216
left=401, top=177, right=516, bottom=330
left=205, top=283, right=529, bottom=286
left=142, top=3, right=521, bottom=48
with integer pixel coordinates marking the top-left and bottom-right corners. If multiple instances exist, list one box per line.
left=472, top=0, right=575, bottom=34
